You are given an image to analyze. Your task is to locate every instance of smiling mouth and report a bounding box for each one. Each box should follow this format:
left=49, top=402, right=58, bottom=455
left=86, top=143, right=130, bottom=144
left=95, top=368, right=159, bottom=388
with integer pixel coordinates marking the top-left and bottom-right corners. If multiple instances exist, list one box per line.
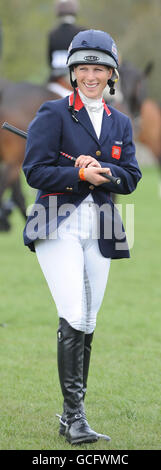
left=84, top=83, right=98, bottom=88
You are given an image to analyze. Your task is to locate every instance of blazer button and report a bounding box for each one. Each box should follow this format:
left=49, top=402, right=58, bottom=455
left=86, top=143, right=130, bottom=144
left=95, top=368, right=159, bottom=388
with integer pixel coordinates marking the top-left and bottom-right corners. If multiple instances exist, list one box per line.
left=96, top=150, right=101, bottom=157
left=89, top=185, right=94, bottom=190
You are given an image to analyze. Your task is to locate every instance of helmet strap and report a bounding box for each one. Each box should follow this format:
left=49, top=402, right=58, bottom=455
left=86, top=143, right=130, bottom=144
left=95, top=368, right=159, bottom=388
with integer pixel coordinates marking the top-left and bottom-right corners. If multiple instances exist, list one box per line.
left=108, top=79, right=115, bottom=95
left=68, top=86, right=79, bottom=122
left=69, top=67, right=77, bottom=88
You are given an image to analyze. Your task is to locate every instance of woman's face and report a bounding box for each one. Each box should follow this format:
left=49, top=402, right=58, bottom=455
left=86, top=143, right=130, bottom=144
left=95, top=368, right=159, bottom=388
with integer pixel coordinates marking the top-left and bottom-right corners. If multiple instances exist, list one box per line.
left=74, top=64, right=113, bottom=99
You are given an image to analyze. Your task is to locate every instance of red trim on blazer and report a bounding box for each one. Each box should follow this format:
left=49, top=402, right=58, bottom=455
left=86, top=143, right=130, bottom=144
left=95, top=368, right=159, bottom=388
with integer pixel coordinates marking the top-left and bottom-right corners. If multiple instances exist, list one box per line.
left=102, top=99, right=111, bottom=116
left=69, top=90, right=112, bottom=116
left=69, top=89, right=84, bottom=111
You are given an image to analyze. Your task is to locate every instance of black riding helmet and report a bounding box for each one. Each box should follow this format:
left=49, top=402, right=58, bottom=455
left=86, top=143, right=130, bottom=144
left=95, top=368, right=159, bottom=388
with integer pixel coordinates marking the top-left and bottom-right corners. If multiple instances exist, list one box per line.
left=67, top=29, right=119, bottom=95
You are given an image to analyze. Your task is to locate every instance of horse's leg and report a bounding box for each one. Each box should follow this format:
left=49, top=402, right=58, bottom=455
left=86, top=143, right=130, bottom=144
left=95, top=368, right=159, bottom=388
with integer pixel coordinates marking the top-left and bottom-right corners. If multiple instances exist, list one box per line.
left=0, top=164, right=12, bottom=230
left=0, top=163, right=11, bottom=196
left=0, top=163, right=23, bottom=230
left=10, top=175, right=27, bottom=219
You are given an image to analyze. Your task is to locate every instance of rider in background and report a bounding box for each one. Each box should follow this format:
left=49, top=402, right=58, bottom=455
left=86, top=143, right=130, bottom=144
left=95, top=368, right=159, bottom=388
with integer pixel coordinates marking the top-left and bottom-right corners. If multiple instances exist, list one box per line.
left=47, top=0, right=85, bottom=97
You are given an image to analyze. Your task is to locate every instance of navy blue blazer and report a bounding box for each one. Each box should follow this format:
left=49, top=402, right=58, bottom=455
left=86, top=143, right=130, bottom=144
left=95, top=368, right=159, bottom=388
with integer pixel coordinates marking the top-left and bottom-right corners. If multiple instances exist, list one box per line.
left=23, top=90, right=142, bottom=258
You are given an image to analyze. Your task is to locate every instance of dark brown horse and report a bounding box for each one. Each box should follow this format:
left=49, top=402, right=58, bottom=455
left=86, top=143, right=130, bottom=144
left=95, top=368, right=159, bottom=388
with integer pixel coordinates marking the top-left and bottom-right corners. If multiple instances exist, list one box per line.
left=116, top=61, right=161, bottom=167
left=137, top=98, right=161, bottom=164
left=118, top=61, right=156, bottom=114
left=0, top=79, right=60, bottom=229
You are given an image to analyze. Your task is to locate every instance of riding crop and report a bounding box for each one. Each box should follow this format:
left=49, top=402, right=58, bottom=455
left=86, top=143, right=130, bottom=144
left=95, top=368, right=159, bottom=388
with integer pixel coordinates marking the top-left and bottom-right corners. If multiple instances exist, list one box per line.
left=2, top=121, right=121, bottom=185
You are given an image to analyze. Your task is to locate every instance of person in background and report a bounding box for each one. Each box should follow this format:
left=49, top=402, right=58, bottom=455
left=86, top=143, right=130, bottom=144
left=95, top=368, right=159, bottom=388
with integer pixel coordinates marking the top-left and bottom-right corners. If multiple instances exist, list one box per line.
left=47, top=0, right=84, bottom=97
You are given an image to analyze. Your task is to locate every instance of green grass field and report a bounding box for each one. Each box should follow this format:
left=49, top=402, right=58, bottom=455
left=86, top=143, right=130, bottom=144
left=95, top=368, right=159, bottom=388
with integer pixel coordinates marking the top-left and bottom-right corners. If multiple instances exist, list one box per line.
left=0, top=166, right=161, bottom=450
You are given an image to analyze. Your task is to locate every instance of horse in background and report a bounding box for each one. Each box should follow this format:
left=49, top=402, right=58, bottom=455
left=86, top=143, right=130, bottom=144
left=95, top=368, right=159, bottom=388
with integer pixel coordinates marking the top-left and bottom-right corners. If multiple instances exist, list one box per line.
left=103, top=59, right=161, bottom=201
left=118, top=61, right=161, bottom=172
left=137, top=98, right=161, bottom=168
left=0, top=79, right=60, bottom=230
left=118, top=61, right=154, bottom=116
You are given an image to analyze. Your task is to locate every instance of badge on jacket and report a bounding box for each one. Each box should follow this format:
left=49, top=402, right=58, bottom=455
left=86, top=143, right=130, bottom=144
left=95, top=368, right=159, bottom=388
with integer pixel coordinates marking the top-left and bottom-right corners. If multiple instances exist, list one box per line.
left=112, top=145, right=121, bottom=160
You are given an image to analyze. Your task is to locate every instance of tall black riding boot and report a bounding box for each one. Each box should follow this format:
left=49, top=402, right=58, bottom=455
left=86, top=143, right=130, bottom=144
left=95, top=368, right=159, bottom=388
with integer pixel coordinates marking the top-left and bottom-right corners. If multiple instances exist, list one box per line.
left=57, top=318, right=98, bottom=444
left=59, top=331, right=94, bottom=435
left=82, top=332, right=94, bottom=399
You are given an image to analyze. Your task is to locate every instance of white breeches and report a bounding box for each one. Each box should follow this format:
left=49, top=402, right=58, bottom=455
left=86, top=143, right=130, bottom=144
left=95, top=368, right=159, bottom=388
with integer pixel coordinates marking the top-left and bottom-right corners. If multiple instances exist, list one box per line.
left=35, top=197, right=111, bottom=334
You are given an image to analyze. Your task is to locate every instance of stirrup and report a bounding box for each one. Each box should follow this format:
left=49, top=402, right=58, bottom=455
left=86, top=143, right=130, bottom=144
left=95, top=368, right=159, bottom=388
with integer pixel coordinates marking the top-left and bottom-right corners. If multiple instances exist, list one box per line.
left=56, top=413, right=67, bottom=428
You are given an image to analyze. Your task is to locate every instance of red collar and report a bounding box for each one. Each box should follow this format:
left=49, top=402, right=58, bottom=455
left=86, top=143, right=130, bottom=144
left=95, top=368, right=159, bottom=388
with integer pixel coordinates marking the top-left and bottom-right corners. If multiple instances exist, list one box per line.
left=69, top=89, right=111, bottom=116
left=69, top=89, right=83, bottom=111
left=102, top=99, right=112, bottom=116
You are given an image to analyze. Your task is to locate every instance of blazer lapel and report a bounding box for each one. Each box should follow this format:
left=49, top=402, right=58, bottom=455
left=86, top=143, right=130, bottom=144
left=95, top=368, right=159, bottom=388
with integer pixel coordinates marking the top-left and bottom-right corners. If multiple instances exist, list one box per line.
left=68, top=90, right=100, bottom=144
left=68, top=91, right=113, bottom=145
left=77, top=107, right=100, bottom=144
left=99, top=102, right=113, bottom=145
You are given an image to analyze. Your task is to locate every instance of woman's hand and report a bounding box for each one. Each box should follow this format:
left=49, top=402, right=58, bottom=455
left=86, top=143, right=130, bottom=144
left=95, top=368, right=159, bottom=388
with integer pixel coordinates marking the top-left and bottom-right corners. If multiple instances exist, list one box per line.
left=75, top=155, right=101, bottom=168
left=83, top=167, right=112, bottom=185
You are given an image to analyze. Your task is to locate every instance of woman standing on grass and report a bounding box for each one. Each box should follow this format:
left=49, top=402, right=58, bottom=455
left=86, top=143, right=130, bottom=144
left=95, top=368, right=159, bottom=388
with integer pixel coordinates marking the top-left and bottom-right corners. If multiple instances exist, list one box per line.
left=23, top=29, right=142, bottom=445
